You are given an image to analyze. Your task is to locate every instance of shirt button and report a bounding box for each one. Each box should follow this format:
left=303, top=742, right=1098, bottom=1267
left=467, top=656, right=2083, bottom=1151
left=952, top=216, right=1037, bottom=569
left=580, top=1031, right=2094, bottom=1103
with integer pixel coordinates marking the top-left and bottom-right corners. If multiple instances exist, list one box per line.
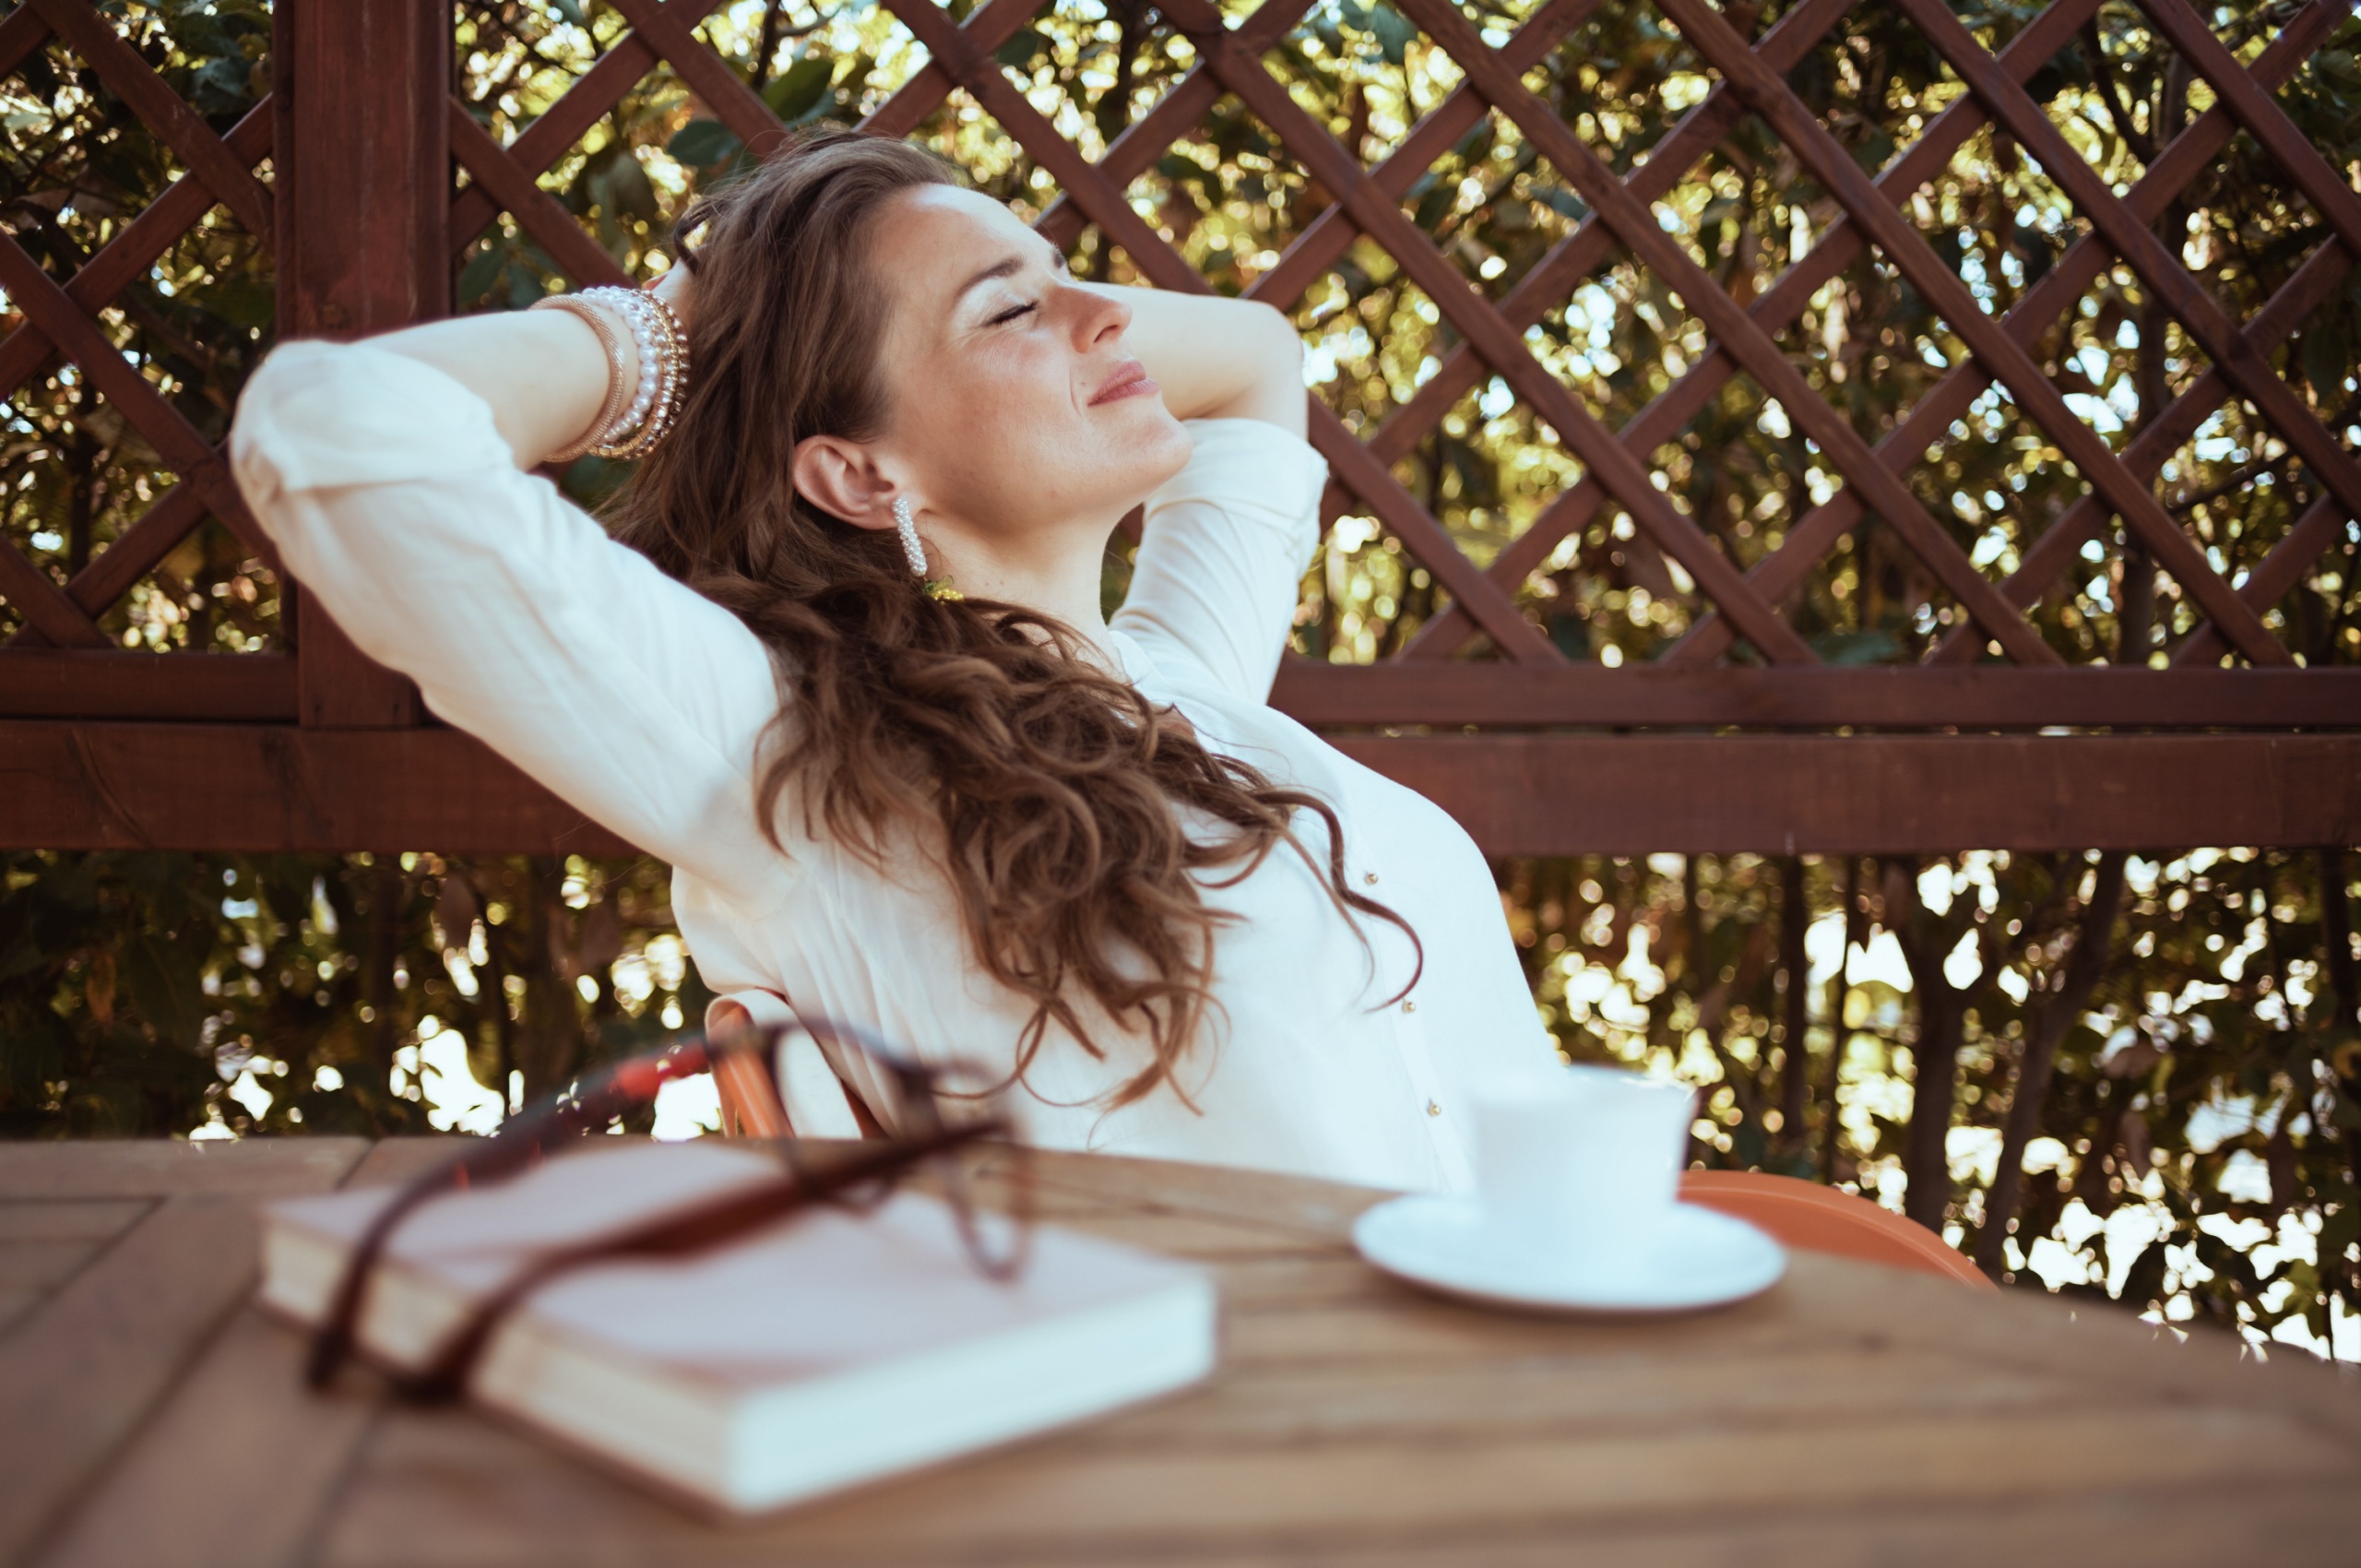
left=1426, top=1099, right=1442, bottom=1117
left=1364, top=872, right=1380, bottom=885
left=1401, top=999, right=1417, bottom=1014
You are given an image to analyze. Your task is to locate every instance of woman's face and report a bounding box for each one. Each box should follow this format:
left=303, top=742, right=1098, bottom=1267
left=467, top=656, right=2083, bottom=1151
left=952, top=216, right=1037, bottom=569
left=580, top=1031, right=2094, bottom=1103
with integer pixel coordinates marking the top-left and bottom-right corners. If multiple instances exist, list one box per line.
left=862, top=185, right=1191, bottom=557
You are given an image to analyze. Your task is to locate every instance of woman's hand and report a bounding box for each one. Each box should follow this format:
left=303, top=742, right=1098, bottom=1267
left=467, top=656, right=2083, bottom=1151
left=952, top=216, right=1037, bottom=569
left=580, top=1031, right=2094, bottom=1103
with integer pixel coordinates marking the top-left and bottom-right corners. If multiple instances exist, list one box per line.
left=649, top=258, right=695, bottom=338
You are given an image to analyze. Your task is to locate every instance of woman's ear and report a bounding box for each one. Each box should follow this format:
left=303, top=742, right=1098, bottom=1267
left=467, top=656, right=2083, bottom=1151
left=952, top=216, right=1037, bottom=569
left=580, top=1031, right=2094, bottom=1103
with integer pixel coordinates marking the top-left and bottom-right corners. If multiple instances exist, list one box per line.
left=789, top=434, right=897, bottom=532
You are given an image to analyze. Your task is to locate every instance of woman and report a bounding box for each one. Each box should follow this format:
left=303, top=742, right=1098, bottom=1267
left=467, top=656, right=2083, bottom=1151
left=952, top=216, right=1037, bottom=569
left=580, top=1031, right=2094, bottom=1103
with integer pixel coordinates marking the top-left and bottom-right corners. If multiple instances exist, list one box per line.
left=231, top=133, right=1555, bottom=1191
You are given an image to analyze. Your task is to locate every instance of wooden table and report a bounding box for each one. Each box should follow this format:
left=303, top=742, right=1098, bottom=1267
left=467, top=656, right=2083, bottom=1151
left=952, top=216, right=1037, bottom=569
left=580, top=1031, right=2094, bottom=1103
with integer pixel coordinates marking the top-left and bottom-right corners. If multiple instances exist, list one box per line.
left=4, top=1138, right=2358, bottom=1567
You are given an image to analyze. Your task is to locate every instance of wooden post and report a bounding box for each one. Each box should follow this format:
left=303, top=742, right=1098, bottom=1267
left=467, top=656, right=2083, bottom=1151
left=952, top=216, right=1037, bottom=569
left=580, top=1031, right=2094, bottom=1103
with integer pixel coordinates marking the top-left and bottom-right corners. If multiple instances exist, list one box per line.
left=272, top=0, right=448, bottom=728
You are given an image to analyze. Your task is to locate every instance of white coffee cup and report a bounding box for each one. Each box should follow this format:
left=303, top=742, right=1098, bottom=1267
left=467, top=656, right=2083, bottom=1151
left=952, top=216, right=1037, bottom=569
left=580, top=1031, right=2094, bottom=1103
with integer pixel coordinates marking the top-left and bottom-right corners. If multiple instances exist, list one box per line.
left=1470, top=1063, right=1697, bottom=1255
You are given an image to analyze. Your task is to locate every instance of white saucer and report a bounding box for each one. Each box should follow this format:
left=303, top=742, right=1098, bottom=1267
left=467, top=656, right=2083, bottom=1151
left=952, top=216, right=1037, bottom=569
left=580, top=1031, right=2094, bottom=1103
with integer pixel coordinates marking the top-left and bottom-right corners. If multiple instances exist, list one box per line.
left=1353, top=1194, right=1786, bottom=1314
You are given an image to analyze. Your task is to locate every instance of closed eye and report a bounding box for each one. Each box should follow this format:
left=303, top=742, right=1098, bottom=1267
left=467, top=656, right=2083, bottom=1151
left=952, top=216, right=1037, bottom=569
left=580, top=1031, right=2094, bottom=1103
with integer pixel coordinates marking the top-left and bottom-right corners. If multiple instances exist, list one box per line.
left=988, top=301, right=1037, bottom=327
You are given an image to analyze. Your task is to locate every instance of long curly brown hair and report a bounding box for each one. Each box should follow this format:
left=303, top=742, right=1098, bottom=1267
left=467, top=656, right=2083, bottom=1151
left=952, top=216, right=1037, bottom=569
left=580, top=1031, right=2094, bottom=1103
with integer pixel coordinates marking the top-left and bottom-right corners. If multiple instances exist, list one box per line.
left=605, top=133, right=1415, bottom=1111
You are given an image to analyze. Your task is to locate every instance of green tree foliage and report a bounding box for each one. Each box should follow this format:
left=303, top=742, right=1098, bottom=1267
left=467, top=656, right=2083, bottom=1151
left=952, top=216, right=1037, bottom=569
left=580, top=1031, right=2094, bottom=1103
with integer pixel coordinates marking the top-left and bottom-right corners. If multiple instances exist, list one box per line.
left=0, top=851, right=706, bottom=1137
left=1507, top=849, right=2361, bottom=1358
left=4, top=0, right=2359, bottom=1360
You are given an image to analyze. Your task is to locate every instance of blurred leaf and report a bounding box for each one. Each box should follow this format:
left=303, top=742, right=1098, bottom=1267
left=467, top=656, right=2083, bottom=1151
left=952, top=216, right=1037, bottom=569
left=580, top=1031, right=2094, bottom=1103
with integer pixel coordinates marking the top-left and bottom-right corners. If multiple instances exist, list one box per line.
left=600, top=149, right=658, bottom=223
left=1809, top=629, right=1905, bottom=665
left=1369, top=0, right=1417, bottom=65
left=2304, top=324, right=2348, bottom=402
left=457, top=246, right=506, bottom=309
left=764, top=53, right=836, bottom=121
left=504, top=260, right=546, bottom=312
left=189, top=55, right=254, bottom=116
left=1535, top=185, right=1588, bottom=222
left=186, top=279, right=273, bottom=331
left=1413, top=180, right=1455, bottom=232
left=2103, top=1037, right=2164, bottom=1079
left=994, top=29, right=1048, bottom=70
left=435, top=874, right=479, bottom=945
left=667, top=118, right=742, bottom=169
left=2323, top=1197, right=2360, bottom=1263
left=124, top=933, right=204, bottom=1051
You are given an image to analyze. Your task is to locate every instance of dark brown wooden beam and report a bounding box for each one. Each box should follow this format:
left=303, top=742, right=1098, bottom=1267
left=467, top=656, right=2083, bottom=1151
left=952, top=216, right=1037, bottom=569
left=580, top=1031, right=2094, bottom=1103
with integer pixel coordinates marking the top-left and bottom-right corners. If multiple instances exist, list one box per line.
left=0, top=723, right=630, bottom=855
left=1272, top=663, right=2361, bottom=731
left=0, top=653, right=298, bottom=722
left=12, top=656, right=2357, bottom=731
left=4, top=723, right=2355, bottom=857
left=1334, top=733, right=2361, bottom=856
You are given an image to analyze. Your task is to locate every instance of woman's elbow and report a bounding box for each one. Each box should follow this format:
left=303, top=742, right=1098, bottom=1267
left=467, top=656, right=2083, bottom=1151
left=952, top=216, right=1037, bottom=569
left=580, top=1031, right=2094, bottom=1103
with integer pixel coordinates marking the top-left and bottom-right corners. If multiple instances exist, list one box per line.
left=1234, top=302, right=1308, bottom=433
left=1240, top=300, right=1301, bottom=378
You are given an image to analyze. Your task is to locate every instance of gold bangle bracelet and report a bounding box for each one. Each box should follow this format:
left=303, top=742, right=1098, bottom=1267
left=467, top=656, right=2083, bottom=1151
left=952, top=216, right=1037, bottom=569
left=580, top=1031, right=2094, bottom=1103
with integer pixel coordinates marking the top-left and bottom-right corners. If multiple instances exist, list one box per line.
left=529, top=295, right=634, bottom=463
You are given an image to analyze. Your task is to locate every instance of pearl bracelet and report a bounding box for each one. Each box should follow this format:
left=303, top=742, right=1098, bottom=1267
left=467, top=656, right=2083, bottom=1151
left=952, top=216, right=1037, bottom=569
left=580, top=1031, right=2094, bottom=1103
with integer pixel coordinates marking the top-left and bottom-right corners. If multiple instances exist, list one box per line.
left=529, top=285, right=692, bottom=461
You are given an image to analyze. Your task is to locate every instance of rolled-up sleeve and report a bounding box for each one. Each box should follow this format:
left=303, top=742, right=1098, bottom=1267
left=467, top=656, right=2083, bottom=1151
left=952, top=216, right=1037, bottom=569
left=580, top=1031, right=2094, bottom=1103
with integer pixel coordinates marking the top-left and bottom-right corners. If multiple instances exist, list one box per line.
left=1111, top=418, right=1325, bottom=702
left=231, top=339, right=793, bottom=909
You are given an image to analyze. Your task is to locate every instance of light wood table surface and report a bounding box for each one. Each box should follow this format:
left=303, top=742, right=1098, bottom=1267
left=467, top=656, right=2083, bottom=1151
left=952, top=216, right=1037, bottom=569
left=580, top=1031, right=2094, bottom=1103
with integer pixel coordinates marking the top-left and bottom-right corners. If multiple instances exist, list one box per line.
left=2, top=1136, right=2358, bottom=1567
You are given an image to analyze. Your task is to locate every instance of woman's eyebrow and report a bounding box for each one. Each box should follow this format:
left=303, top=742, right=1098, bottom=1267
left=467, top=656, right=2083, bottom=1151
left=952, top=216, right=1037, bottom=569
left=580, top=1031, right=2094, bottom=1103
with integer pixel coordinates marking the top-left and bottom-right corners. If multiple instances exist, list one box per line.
left=954, top=254, right=1028, bottom=306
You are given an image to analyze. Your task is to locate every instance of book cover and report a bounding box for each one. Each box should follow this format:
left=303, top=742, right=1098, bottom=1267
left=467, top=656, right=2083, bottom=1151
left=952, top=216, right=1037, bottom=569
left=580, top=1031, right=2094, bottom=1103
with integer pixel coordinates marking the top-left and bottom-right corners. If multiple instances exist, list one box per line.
left=260, top=1142, right=1217, bottom=1512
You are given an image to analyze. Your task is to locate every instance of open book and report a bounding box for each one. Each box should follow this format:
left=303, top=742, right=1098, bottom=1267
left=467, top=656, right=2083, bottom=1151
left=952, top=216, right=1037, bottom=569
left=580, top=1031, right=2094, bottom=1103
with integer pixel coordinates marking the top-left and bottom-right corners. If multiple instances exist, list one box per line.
left=259, top=1142, right=1216, bottom=1513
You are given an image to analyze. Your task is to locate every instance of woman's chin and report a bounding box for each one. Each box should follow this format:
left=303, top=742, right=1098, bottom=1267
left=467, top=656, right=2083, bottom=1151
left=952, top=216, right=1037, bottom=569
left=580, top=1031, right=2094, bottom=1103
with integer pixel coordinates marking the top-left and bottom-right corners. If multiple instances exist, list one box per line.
left=1131, top=400, right=1194, bottom=472
left=1063, top=401, right=1193, bottom=511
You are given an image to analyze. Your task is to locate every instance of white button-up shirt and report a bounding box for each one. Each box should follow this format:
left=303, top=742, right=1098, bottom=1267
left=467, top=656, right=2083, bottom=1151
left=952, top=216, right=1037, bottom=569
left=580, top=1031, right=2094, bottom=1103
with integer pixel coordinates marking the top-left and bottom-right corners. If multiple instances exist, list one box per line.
left=231, top=341, right=1556, bottom=1192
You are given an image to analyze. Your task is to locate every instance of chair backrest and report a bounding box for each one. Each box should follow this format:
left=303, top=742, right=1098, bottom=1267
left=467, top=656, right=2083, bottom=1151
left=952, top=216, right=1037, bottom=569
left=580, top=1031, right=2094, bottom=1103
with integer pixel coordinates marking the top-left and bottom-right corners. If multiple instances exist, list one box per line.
left=706, top=1000, right=793, bottom=1138
left=1679, top=1170, right=1996, bottom=1289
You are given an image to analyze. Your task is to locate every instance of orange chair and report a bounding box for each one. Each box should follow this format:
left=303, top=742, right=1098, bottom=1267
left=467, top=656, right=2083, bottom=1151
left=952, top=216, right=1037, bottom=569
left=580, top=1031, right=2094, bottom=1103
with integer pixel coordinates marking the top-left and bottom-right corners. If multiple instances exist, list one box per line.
left=1679, top=1169, right=1996, bottom=1289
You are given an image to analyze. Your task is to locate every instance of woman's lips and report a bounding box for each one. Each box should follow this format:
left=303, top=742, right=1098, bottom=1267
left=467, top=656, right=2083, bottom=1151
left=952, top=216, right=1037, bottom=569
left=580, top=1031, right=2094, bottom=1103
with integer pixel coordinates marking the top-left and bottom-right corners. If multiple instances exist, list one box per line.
left=1089, top=361, right=1157, bottom=406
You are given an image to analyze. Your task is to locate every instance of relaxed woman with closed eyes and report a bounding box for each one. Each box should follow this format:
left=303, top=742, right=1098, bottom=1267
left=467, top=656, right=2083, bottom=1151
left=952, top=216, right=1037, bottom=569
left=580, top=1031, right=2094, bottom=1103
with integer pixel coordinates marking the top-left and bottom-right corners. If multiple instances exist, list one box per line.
left=231, top=132, right=1556, bottom=1190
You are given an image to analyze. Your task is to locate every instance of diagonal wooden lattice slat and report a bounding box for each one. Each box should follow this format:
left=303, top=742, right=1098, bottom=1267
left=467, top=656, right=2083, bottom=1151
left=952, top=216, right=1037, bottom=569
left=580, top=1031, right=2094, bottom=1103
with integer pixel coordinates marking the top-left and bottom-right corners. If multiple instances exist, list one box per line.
left=443, top=0, right=1084, bottom=323
left=1902, top=0, right=2361, bottom=538
left=1164, top=0, right=1816, bottom=659
left=1735, top=0, right=2345, bottom=669
left=1655, top=0, right=2296, bottom=664
left=1388, top=0, right=1857, bottom=659
left=23, top=0, right=273, bottom=240
left=0, top=5, right=278, bottom=654
left=1401, top=0, right=2103, bottom=663
left=1394, top=0, right=2061, bottom=664
left=925, top=0, right=2347, bottom=675
left=1564, top=0, right=2350, bottom=671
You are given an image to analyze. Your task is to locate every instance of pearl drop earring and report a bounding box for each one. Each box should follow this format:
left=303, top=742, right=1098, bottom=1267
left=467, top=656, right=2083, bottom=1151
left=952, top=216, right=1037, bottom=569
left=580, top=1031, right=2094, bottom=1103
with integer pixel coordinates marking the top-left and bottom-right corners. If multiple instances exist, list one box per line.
left=893, top=496, right=927, bottom=578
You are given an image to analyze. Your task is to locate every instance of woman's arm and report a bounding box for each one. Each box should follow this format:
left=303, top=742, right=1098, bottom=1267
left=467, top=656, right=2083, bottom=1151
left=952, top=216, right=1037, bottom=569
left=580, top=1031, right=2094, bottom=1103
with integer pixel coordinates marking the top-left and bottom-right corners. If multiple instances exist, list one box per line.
left=229, top=297, right=792, bottom=910
left=374, top=261, right=700, bottom=466
left=385, top=277, right=1301, bottom=462
left=352, top=306, right=635, bottom=470
left=1101, top=287, right=1325, bottom=700
left=1079, top=283, right=1306, bottom=437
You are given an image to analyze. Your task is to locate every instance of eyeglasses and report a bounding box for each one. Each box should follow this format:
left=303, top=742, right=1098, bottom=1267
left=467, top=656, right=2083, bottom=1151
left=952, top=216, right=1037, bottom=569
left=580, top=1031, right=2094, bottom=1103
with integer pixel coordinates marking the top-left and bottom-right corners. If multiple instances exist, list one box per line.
left=305, top=1018, right=1034, bottom=1403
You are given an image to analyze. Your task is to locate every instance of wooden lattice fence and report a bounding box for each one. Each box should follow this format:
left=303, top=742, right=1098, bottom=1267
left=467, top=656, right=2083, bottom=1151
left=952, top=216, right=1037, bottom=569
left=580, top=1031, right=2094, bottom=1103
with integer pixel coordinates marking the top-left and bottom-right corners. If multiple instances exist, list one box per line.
left=3, top=0, right=2357, bottom=855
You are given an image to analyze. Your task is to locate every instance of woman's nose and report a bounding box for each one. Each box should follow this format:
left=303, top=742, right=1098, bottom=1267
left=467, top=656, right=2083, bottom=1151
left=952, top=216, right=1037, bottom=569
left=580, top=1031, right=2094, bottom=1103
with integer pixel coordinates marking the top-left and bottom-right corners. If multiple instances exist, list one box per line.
left=1068, top=282, right=1131, bottom=349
